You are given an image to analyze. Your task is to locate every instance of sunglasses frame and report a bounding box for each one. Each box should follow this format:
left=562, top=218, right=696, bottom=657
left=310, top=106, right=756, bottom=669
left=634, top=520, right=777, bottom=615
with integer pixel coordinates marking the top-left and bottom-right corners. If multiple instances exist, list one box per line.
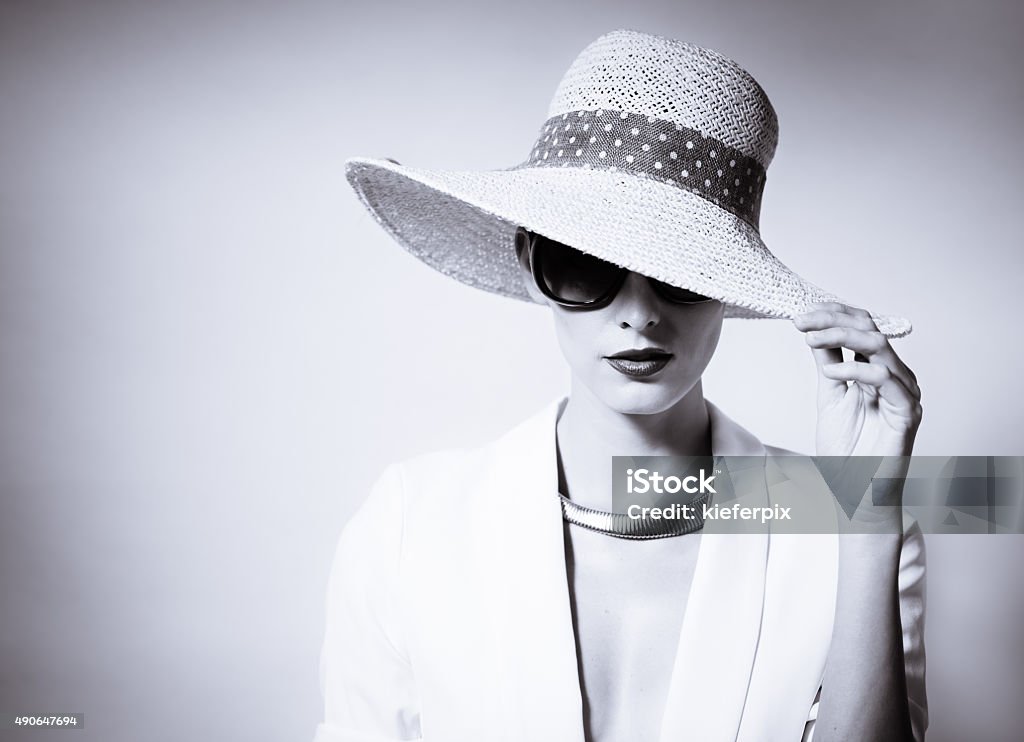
left=518, top=228, right=714, bottom=310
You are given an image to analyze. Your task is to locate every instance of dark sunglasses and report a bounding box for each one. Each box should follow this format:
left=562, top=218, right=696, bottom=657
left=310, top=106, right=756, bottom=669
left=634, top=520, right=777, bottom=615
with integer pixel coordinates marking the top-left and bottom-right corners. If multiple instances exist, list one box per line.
left=516, top=228, right=714, bottom=310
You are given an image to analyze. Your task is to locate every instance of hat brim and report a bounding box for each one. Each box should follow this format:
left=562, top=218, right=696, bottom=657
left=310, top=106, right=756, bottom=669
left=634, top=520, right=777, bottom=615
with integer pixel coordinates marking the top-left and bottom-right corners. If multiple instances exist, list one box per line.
left=345, top=157, right=911, bottom=338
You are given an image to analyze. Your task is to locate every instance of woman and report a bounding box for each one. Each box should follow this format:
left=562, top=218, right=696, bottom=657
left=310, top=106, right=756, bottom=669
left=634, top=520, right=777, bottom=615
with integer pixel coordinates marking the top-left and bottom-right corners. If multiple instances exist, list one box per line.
left=316, top=29, right=926, bottom=742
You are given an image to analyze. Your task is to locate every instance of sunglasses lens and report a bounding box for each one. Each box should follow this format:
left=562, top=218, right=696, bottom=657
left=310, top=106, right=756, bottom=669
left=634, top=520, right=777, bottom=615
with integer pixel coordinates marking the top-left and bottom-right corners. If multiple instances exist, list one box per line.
left=651, top=279, right=714, bottom=304
left=534, top=235, right=624, bottom=305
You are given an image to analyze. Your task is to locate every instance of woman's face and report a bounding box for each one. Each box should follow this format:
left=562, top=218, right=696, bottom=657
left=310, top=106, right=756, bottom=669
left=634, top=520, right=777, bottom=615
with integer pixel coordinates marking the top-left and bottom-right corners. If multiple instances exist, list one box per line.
left=518, top=242, right=724, bottom=415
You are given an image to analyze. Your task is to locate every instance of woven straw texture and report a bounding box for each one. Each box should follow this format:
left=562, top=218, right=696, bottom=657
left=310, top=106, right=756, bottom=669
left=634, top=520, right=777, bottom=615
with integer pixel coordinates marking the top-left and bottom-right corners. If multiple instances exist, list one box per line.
left=548, top=30, right=778, bottom=167
left=344, top=29, right=912, bottom=338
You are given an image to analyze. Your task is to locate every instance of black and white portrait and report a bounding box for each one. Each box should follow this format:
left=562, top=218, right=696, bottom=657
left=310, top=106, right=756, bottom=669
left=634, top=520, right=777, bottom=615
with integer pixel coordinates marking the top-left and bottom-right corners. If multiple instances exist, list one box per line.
left=1, top=2, right=1022, bottom=742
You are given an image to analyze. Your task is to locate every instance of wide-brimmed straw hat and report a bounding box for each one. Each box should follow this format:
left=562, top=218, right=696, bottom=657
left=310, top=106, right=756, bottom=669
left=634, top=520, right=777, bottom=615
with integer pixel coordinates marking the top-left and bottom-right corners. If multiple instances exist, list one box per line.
left=345, top=29, right=911, bottom=337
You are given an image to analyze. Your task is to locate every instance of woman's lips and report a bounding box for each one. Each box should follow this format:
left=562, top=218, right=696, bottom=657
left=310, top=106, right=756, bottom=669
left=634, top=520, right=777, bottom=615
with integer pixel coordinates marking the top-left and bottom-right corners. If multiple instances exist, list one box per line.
left=604, top=349, right=673, bottom=378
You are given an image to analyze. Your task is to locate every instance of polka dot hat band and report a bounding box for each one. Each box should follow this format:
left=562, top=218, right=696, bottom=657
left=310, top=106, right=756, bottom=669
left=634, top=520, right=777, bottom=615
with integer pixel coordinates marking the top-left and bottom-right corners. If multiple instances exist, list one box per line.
left=345, top=29, right=912, bottom=337
left=521, top=109, right=766, bottom=229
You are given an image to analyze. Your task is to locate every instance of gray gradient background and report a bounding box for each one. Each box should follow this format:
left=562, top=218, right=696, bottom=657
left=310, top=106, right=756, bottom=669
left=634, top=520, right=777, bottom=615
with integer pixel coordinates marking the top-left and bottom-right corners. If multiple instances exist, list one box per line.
left=1, top=1, right=1022, bottom=740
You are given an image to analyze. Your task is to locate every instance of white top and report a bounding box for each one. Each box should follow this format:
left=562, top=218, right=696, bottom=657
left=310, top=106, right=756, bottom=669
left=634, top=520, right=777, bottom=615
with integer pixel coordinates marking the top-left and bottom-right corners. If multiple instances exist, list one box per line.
left=314, top=397, right=927, bottom=742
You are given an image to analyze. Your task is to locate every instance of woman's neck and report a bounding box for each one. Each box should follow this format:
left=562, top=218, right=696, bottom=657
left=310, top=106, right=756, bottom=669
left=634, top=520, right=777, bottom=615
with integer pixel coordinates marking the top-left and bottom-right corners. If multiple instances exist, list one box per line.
left=555, top=380, right=712, bottom=510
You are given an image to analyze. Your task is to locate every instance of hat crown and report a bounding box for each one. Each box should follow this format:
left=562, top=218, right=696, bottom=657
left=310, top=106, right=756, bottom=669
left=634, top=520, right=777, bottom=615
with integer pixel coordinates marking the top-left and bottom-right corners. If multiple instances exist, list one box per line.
left=547, top=29, right=778, bottom=168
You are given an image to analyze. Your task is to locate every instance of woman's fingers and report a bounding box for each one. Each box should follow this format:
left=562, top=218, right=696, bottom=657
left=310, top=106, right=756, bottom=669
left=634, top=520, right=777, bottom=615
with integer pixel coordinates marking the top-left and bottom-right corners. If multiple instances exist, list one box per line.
left=796, top=304, right=860, bottom=405
left=804, top=325, right=887, bottom=356
left=795, top=303, right=921, bottom=400
left=810, top=346, right=846, bottom=404
left=822, top=361, right=921, bottom=417
left=793, top=305, right=878, bottom=333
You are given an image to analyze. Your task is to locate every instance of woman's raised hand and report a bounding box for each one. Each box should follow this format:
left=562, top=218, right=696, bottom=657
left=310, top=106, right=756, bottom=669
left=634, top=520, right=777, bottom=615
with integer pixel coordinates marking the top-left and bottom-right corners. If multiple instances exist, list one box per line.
left=794, top=302, right=922, bottom=458
left=795, top=303, right=921, bottom=742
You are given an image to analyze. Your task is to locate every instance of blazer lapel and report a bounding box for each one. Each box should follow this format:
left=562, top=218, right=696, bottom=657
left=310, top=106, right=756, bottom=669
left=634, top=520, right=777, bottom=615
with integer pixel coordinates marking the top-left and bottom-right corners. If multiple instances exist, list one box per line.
left=659, top=407, right=840, bottom=742
left=472, top=397, right=586, bottom=741
left=659, top=402, right=769, bottom=742
left=736, top=457, right=839, bottom=740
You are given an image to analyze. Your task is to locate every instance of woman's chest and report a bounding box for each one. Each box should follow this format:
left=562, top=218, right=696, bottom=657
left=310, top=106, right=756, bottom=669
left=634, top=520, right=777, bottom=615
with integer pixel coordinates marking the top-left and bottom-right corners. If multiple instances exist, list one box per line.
left=563, top=524, right=702, bottom=742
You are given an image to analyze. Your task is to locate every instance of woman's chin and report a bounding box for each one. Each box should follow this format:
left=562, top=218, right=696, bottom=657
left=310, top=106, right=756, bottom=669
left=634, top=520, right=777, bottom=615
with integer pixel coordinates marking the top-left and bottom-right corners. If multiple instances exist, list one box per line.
left=587, top=374, right=693, bottom=416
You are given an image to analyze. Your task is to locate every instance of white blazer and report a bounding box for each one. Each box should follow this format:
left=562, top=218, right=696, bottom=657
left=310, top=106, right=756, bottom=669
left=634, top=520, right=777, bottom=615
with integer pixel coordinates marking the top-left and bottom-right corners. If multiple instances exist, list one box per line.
left=315, top=397, right=927, bottom=742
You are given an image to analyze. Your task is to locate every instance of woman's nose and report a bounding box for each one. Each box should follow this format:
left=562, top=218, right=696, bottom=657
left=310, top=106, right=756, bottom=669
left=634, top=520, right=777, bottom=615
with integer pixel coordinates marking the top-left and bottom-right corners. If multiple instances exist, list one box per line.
left=612, top=272, right=661, bottom=329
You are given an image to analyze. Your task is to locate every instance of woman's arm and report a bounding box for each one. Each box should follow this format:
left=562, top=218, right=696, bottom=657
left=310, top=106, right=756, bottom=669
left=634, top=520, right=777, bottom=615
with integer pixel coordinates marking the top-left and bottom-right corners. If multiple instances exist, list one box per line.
left=793, top=303, right=925, bottom=741
left=803, top=521, right=928, bottom=742
left=814, top=532, right=913, bottom=742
